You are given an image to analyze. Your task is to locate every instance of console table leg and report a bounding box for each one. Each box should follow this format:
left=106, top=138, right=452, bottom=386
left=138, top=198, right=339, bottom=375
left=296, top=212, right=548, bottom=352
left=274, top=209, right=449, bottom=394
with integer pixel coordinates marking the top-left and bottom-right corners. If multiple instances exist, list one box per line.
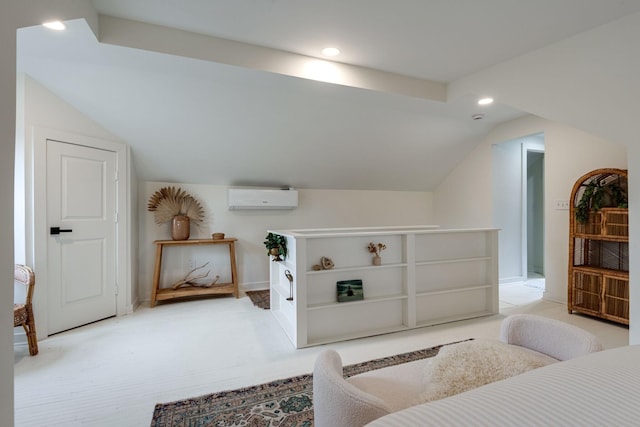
left=229, top=241, right=239, bottom=298
left=150, top=243, right=164, bottom=307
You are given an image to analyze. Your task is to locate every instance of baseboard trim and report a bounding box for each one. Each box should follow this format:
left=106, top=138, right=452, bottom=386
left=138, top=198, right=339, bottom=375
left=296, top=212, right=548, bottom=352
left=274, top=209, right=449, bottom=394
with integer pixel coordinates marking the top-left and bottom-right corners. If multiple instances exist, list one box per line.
left=14, top=330, right=27, bottom=345
left=500, top=276, right=526, bottom=285
left=241, top=281, right=270, bottom=293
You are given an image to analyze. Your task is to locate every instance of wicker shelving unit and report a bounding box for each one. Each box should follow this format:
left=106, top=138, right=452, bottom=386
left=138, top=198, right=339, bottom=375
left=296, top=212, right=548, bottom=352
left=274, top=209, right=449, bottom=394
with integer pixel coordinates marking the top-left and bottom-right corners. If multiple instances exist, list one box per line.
left=568, top=168, right=629, bottom=325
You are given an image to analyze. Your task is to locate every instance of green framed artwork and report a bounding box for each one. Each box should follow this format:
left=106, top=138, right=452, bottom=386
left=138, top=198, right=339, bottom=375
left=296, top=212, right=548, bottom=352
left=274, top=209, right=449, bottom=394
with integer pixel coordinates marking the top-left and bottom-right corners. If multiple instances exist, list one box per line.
left=337, top=279, right=364, bottom=302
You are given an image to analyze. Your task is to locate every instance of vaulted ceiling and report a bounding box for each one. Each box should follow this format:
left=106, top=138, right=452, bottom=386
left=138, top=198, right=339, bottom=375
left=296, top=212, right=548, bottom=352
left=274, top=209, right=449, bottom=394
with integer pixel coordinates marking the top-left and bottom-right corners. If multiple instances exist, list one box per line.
left=16, top=0, right=640, bottom=191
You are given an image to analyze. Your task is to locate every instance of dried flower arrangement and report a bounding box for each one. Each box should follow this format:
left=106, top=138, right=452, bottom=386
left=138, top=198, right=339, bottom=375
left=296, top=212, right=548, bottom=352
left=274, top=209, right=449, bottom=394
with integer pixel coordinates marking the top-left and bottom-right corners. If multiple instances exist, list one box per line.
left=147, top=186, right=205, bottom=225
left=367, top=242, right=387, bottom=256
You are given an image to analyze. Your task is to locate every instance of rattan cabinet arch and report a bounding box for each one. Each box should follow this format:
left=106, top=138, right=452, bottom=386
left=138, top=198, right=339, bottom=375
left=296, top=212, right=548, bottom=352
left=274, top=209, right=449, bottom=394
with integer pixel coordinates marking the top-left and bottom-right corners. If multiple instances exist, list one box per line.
left=568, top=168, right=628, bottom=325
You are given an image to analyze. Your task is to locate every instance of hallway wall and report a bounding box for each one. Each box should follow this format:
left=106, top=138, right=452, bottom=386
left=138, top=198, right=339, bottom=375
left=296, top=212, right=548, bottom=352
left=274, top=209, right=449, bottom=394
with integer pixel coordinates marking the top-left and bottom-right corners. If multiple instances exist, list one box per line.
left=434, top=115, right=626, bottom=304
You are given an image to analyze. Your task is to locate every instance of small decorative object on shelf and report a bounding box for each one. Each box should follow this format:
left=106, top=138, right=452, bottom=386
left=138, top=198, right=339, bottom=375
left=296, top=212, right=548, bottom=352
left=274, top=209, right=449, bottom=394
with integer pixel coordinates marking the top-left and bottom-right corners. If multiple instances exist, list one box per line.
left=312, top=256, right=335, bottom=270
left=172, top=215, right=190, bottom=240
left=264, top=232, right=288, bottom=261
left=367, top=242, right=387, bottom=266
left=147, top=186, right=205, bottom=240
left=321, top=256, right=335, bottom=269
left=170, top=262, right=220, bottom=290
left=212, top=232, right=225, bottom=240
left=285, top=269, right=294, bottom=301
left=337, top=279, right=364, bottom=302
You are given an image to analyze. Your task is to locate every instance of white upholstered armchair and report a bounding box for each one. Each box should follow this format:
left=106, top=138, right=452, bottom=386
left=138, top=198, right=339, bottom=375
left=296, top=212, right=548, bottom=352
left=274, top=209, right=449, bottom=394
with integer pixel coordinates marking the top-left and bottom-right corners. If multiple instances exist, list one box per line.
left=313, top=349, right=393, bottom=427
left=313, top=314, right=603, bottom=427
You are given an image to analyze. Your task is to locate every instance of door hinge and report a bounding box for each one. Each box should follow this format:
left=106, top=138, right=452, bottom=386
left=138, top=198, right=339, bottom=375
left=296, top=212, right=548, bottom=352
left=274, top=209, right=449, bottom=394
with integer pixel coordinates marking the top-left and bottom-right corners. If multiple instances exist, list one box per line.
left=115, top=283, right=119, bottom=296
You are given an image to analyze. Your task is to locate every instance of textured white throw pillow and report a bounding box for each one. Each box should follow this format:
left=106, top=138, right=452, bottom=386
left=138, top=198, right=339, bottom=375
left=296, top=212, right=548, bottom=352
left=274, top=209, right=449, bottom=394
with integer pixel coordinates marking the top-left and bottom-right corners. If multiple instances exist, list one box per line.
left=417, top=339, right=555, bottom=404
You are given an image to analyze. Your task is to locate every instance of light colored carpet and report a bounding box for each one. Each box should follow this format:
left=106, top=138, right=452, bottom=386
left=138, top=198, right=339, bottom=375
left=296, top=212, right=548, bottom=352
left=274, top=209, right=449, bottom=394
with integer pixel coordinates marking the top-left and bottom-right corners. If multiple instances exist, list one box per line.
left=14, top=284, right=628, bottom=426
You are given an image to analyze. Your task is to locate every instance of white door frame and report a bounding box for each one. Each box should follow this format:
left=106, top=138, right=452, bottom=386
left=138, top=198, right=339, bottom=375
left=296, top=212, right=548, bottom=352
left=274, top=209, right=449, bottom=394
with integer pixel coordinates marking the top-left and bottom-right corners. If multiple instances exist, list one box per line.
left=28, top=127, right=132, bottom=338
left=520, top=139, right=545, bottom=282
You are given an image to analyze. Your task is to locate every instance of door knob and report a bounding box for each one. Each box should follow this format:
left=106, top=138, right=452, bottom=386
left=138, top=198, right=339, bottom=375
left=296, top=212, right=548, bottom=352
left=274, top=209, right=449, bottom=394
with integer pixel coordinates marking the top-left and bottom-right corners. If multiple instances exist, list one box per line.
left=50, top=227, right=73, bottom=235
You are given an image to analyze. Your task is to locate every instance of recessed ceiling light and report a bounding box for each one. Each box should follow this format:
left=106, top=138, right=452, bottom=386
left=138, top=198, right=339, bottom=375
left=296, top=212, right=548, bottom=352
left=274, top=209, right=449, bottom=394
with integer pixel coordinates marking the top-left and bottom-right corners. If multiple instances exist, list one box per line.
left=322, top=47, right=340, bottom=57
left=42, top=20, right=66, bottom=31
left=478, top=97, right=494, bottom=105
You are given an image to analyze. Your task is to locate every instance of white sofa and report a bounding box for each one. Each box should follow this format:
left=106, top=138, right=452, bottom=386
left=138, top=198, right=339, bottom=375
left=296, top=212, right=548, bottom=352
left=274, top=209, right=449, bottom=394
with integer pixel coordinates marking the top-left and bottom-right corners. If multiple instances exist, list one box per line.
left=313, top=314, right=604, bottom=427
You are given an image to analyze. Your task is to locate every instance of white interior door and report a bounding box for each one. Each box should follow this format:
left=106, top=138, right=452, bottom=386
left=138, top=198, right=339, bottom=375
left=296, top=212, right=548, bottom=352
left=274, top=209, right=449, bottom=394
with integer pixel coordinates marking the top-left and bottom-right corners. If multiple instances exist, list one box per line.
left=47, top=139, right=117, bottom=334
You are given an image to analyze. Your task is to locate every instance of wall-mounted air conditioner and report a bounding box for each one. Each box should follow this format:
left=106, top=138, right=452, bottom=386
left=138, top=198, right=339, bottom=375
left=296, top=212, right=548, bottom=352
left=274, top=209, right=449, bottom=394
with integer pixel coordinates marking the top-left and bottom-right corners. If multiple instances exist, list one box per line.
left=228, top=188, right=298, bottom=210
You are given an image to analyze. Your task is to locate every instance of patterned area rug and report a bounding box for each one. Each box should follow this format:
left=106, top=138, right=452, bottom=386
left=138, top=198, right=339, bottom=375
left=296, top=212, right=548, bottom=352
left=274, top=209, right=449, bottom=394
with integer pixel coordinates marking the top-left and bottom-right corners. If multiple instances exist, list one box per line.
left=151, top=341, right=467, bottom=427
left=246, top=289, right=270, bottom=309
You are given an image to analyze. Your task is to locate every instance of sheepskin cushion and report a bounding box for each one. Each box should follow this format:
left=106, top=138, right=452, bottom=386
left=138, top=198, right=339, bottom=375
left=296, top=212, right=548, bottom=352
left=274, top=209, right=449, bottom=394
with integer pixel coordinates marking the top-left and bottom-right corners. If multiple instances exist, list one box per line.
left=418, top=339, right=556, bottom=403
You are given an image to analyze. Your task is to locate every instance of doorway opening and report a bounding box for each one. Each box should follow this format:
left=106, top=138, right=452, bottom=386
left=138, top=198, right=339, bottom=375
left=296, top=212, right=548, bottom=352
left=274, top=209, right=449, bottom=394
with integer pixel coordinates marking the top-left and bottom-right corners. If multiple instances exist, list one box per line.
left=492, top=133, right=545, bottom=291
left=525, top=149, right=545, bottom=289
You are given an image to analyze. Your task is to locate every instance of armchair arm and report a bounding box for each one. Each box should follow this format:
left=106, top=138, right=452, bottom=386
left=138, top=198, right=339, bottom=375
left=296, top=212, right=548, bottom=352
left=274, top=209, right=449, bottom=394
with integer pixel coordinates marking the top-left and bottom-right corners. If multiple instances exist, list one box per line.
left=313, top=349, right=392, bottom=427
left=500, top=314, right=603, bottom=361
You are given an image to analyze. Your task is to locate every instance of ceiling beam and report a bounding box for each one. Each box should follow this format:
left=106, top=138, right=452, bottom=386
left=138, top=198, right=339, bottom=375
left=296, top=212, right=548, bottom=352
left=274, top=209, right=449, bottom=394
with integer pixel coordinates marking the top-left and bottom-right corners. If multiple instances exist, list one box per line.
left=98, top=15, right=446, bottom=102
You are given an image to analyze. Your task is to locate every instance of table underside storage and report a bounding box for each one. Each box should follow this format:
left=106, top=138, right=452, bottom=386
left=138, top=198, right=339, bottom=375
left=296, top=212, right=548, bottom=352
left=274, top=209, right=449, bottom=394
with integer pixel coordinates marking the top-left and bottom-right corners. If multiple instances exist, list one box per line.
left=151, top=238, right=239, bottom=307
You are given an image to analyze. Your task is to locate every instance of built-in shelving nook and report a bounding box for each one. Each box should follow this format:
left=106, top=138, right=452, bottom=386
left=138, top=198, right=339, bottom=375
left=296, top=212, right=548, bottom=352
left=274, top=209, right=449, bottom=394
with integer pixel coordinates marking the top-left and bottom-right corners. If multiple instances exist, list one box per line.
left=568, top=168, right=629, bottom=325
left=268, top=226, right=499, bottom=348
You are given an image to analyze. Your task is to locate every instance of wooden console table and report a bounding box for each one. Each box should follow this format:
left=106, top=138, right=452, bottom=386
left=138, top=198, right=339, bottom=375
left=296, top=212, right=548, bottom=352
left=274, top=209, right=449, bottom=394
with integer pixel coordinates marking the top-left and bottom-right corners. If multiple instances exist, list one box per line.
left=150, top=238, right=239, bottom=307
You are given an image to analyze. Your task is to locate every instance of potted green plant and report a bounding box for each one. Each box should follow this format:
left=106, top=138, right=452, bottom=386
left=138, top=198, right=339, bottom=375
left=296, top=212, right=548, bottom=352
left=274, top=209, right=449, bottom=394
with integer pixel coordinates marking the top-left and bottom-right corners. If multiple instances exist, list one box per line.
left=264, top=232, right=287, bottom=261
left=575, top=180, right=627, bottom=224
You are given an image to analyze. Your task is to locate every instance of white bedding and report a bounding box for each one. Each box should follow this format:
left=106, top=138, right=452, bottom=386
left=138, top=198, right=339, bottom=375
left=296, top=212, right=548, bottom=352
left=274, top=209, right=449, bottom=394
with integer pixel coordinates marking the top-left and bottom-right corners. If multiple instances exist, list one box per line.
left=367, top=345, right=640, bottom=427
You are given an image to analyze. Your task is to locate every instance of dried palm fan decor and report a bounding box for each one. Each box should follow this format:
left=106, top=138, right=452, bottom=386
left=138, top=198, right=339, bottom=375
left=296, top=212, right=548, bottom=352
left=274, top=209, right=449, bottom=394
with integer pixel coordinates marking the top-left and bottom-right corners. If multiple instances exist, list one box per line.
left=147, top=186, right=205, bottom=240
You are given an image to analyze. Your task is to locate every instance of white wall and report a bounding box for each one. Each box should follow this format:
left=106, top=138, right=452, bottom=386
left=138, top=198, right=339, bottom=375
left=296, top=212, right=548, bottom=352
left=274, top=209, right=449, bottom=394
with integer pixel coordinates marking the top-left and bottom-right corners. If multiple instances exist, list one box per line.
left=628, top=144, right=640, bottom=346
left=138, top=181, right=433, bottom=302
left=128, top=156, right=139, bottom=307
left=16, top=74, right=123, bottom=259
left=448, top=12, right=640, bottom=148
left=14, top=74, right=26, bottom=266
left=434, top=115, right=627, bottom=306
left=448, top=11, right=640, bottom=343
left=543, top=121, right=626, bottom=303
left=492, top=138, right=524, bottom=282
left=0, top=8, right=18, bottom=423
